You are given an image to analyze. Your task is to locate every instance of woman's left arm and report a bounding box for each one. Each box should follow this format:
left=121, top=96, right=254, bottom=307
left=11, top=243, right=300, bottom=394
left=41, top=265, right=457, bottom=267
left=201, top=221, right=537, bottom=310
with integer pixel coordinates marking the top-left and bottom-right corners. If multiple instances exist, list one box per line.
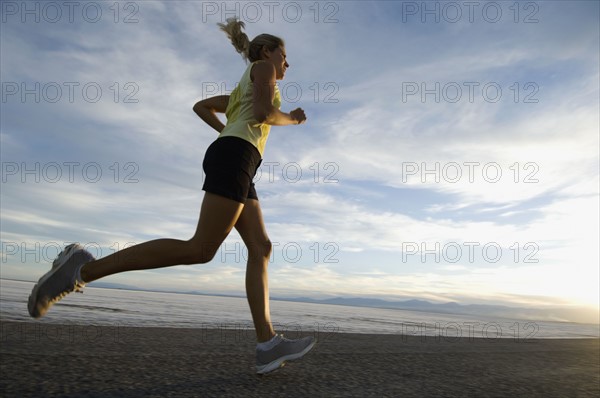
left=193, top=95, right=230, bottom=133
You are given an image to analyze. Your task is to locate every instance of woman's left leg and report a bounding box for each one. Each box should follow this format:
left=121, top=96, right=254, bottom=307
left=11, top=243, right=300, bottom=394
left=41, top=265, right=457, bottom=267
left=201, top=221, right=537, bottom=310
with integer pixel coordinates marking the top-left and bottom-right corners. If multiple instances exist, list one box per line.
left=235, top=199, right=317, bottom=375
left=234, top=198, right=276, bottom=343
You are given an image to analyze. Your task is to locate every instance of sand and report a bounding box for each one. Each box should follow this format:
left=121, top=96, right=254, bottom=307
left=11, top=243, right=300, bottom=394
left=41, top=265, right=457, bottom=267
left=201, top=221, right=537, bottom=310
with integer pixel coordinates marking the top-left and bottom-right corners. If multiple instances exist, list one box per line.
left=1, top=320, right=598, bottom=397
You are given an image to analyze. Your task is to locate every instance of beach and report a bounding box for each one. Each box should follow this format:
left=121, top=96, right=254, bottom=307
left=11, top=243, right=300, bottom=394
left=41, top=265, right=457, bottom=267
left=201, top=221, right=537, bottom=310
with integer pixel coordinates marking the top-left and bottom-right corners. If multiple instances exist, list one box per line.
left=1, top=321, right=598, bottom=397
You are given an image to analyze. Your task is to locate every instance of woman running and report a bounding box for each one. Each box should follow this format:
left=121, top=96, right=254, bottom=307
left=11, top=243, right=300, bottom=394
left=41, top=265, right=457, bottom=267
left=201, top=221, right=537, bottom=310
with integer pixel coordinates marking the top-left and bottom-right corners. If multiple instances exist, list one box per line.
left=27, top=17, right=315, bottom=375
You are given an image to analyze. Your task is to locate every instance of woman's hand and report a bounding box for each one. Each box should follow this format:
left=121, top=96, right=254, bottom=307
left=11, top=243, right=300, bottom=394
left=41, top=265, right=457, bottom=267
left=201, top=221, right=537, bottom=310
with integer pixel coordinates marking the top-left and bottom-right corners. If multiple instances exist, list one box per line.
left=252, top=62, right=307, bottom=126
left=290, top=108, right=307, bottom=125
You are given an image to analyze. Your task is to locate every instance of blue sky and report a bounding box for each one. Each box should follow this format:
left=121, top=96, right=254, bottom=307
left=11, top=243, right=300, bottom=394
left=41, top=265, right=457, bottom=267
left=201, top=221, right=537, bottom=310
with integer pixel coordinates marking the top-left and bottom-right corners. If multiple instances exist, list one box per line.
left=1, top=1, right=598, bottom=320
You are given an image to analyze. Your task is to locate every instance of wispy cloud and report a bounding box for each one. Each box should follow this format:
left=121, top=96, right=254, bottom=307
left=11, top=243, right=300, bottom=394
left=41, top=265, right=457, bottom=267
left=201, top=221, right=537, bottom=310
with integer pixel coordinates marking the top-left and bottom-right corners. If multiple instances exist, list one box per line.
left=1, top=1, right=598, bottom=313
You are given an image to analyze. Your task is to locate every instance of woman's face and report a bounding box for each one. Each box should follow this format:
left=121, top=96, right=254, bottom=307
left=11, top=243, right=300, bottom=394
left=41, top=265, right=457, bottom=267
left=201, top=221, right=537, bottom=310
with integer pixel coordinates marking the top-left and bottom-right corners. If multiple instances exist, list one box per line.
left=263, top=46, right=289, bottom=80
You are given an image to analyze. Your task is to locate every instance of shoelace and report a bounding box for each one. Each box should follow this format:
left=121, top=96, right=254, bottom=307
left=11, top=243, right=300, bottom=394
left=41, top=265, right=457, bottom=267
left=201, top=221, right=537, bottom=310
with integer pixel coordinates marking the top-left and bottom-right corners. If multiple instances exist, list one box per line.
left=52, top=244, right=89, bottom=294
left=278, top=334, right=298, bottom=343
left=51, top=245, right=77, bottom=270
left=46, top=246, right=87, bottom=304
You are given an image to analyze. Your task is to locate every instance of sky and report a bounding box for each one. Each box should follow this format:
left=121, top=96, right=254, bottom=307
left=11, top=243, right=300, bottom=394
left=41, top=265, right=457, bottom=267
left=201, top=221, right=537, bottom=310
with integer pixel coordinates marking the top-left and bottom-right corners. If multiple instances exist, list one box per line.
left=1, top=1, right=598, bottom=322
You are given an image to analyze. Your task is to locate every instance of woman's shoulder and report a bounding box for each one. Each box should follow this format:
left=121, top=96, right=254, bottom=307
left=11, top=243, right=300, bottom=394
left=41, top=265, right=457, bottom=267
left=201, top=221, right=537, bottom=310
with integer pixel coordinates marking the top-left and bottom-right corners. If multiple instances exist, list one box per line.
left=249, top=60, right=275, bottom=83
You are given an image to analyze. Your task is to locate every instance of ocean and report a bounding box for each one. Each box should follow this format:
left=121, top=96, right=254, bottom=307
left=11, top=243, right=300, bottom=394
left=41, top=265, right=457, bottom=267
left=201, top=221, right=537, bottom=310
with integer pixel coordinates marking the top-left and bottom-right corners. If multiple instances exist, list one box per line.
left=1, top=279, right=598, bottom=340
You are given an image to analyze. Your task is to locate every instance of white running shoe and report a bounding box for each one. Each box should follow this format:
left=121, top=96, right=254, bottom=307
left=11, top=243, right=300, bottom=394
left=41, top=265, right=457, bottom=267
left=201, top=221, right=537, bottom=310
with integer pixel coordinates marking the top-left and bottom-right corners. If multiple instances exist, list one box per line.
left=27, top=243, right=95, bottom=318
left=256, top=334, right=316, bottom=374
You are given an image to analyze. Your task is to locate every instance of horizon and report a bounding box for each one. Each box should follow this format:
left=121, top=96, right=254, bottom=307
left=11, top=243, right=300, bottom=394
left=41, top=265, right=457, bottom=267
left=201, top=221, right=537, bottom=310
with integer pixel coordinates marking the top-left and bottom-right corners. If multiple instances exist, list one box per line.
left=3, top=277, right=597, bottom=325
left=1, top=2, right=599, bottom=321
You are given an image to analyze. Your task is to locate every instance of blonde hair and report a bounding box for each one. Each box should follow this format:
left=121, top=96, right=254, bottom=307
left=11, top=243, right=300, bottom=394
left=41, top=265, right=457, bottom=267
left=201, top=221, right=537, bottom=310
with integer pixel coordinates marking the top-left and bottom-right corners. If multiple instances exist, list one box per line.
left=217, top=17, right=284, bottom=63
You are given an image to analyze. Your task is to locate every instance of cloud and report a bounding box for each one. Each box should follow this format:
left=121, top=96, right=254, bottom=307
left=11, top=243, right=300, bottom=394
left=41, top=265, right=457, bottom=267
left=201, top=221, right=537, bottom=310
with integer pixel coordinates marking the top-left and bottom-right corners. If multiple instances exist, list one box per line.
left=1, top=1, right=598, bottom=310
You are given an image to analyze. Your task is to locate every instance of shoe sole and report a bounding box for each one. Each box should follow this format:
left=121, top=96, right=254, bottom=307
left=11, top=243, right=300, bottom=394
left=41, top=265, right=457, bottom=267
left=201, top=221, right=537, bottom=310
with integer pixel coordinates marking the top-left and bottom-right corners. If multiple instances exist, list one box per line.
left=256, top=339, right=316, bottom=375
left=28, top=244, right=83, bottom=318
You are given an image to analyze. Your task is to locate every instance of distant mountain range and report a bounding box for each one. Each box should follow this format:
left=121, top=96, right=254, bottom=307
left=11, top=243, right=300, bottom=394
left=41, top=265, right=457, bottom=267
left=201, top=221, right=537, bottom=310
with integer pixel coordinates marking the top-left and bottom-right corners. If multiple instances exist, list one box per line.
left=275, top=296, right=599, bottom=324
left=85, top=281, right=598, bottom=324
left=7, top=279, right=597, bottom=324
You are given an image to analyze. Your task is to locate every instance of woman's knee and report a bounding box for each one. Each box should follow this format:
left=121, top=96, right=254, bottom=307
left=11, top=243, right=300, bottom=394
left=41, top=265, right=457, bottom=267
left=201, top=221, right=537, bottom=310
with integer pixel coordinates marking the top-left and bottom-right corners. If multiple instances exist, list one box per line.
left=247, top=239, right=272, bottom=260
left=263, top=239, right=273, bottom=258
left=184, top=238, right=220, bottom=264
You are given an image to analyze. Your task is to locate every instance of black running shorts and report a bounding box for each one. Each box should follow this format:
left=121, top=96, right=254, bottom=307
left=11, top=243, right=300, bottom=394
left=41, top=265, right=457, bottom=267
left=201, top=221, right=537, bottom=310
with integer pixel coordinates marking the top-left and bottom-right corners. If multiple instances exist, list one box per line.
left=202, top=136, right=262, bottom=203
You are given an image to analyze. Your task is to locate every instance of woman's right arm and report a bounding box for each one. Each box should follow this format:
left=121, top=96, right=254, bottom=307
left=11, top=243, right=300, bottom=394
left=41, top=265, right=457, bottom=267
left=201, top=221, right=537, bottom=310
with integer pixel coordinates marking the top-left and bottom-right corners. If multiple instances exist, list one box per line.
left=193, top=95, right=229, bottom=133
left=252, top=62, right=306, bottom=126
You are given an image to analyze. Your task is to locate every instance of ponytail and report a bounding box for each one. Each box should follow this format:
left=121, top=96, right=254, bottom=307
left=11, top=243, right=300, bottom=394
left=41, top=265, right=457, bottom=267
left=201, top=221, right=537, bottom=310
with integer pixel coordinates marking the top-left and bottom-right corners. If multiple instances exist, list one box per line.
left=218, top=17, right=285, bottom=63
left=217, top=17, right=250, bottom=62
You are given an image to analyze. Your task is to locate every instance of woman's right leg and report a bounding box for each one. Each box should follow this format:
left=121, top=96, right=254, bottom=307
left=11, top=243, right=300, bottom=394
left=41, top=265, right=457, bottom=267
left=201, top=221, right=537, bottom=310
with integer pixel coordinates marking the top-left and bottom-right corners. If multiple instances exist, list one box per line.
left=80, top=192, right=244, bottom=283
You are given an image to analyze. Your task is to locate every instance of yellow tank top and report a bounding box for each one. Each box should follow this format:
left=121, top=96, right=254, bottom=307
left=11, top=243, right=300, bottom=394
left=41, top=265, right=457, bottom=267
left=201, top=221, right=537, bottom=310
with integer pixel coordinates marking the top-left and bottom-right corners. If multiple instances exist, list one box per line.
left=218, top=60, right=282, bottom=156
